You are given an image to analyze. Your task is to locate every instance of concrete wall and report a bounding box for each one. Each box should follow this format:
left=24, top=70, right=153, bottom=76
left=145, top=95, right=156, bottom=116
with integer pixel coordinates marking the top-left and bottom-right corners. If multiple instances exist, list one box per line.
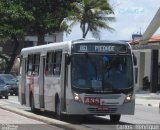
left=55, top=32, right=63, bottom=42
left=25, top=32, right=63, bottom=45
left=133, top=49, right=159, bottom=90
left=144, top=50, right=151, bottom=80
left=133, top=51, right=146, bottom=90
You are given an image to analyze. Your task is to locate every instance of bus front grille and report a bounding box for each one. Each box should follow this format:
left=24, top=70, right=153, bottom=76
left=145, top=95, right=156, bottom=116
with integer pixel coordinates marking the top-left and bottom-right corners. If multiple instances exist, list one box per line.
left=88, top=107, right=117, bottom=114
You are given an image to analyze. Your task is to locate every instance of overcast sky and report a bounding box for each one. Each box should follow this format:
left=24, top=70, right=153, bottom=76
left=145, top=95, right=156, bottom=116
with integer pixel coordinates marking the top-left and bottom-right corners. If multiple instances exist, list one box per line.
left=64, top=0, right=160, bottom=41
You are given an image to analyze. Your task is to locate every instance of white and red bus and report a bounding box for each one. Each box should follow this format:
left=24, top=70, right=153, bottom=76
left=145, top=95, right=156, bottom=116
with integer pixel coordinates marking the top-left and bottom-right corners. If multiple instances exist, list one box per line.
left=19, top=39, right=135, bottom=122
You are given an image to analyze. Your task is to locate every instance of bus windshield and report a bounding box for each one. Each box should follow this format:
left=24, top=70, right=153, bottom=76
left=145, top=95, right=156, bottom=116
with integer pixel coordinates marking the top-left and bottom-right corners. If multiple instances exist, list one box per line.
left=71, top=54, right=133, bottom=91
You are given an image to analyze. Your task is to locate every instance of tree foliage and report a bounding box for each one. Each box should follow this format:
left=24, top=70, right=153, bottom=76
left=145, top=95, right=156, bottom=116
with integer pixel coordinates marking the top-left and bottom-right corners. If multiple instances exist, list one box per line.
left=20, top=0, right=80, bottom=45
left=0, top=0, right=33, bottom=41
left=0, top=0, right=34, bottom=73
left=62, top=0, right=115, bottom=39
left=0, top=0, right=80, bottom=73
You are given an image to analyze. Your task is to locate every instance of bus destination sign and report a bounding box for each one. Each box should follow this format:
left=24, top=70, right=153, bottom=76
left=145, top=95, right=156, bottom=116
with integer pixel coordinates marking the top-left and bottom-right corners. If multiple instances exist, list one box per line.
left=72, top=43, right=127, bottom=53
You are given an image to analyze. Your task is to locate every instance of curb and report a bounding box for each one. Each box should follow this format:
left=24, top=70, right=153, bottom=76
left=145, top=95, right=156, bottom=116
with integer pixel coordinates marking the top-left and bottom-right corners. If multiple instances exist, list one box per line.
left=0, top=105, right=92, bottom=130
left=135, top=97, right=160, bottom=108
left=136, top=96, right=160, bottom=100
left=135, top=103, right=159, bottom=107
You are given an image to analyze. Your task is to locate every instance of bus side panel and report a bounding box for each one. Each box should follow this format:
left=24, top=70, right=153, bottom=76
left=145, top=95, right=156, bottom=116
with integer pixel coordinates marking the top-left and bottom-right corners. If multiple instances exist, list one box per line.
left=25, top=76, right=30, bottom=107
left=33, top=76, right=40, bottom=108
left=19, top=58, right=26, bottom=105
left=65, top=64, right=75, bottom=113
left=38, top=56, right=45, bottom=109
left=25, top=75, right=40, bottom=108
left=60, top=53, right=68, bottom=112
left=44, top=76, right=61, bottom=111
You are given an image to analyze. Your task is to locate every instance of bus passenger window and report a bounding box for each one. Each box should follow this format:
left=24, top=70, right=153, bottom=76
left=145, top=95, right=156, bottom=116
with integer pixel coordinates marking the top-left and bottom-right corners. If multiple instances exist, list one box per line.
left=53, top=51, right=62, bottom=76
left=46, top=52, right=54, bottom=76
left=34, top=54, right=40, bottom=76
left=45, top=51, right=62, bottom=76
left=27, top=54, right=40, bottom=76
left=45, top=65, right=49, bottom=76
left=27, top=55, right=33, bottom=76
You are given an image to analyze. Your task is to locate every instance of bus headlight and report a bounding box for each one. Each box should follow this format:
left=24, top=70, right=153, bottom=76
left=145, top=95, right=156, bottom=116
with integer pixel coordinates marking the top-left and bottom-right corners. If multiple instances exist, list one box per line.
left=124, top=94, right=132, bottom=103
left=73, top=93, right=82, bottom=103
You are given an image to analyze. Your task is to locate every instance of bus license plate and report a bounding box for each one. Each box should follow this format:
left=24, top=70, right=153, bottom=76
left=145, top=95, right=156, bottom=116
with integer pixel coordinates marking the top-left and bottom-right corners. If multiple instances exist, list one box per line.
left=97, top=106, right=108, bottom=111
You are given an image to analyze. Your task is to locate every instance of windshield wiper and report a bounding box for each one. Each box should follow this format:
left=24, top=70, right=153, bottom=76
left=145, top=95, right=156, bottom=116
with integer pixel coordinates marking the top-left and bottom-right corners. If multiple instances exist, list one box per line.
left=72, top=85, right=94, bottom=93
left=112, top=86, right=133, bottom=94
left=72, top=85, right=93, bottom=90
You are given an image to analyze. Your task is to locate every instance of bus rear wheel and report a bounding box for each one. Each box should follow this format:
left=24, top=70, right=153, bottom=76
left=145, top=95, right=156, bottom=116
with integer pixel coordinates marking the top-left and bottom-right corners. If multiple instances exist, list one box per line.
left=55, top=99, right=62, bottom=119
left=110, top=114, right=121, bottom=123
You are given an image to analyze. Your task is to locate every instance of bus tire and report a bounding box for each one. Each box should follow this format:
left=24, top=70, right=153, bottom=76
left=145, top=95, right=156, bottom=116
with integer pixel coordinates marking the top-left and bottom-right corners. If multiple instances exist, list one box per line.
left=55, top=98, right=62, bottom=119
left=110, top=114, right=121, bottom=123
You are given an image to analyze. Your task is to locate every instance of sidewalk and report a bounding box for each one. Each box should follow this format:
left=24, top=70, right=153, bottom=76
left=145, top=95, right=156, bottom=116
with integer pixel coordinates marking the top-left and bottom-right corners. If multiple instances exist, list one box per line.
left=135, top=90, right=160, bottom=108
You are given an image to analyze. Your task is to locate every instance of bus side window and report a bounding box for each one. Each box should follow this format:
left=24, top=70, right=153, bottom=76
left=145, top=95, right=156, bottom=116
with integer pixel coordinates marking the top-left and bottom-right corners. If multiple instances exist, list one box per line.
left=46, top=52, right=54, bottom=76
left=45, top=62, right=49, bottom=76
left=53, top=51, right=62, bottom=76
left=27, top=54, right=40, bottom=76
left=27, top=55, right=33, bottom=76
left=33, top=54, right=40, bottom=76
left=45, top=53, right=49, bottom=76
left=45, top=50, right=62, bottom=76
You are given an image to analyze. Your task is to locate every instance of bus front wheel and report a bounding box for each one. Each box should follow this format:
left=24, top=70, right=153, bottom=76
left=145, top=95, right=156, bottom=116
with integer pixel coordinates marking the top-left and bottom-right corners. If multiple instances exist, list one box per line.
left=110, top=114, right=121, bottom=123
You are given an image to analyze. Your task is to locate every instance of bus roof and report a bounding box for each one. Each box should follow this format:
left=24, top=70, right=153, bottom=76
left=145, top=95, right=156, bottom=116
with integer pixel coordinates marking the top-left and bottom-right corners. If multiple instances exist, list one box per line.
left=72, top=39, right=128, bottom=45
left=21, top=41, right=71, bottom=56
left=21, top=39, right=129, bottom=56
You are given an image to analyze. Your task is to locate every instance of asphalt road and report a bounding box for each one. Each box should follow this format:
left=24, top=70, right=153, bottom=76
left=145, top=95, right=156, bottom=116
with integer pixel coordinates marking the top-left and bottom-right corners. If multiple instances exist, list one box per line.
left=0, top=96, right=160, bottom=130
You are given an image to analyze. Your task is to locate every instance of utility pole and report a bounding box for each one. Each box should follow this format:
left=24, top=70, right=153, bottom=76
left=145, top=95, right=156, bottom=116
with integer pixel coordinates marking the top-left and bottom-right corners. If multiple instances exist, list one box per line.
left=150, top=50, right=158, bottom=93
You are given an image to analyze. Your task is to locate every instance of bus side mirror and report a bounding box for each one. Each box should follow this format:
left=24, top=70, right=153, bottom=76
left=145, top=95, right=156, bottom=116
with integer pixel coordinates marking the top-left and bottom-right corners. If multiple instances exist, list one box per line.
left=65, top=54, right=70, bottom=65
left=133, top=53, right=137, bottom=66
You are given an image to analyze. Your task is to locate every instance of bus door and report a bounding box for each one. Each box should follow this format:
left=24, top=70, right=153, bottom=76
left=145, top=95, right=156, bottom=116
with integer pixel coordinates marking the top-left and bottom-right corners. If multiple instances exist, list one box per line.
left=20, top=58, right=26, bottom=104
left=39, top=56, right=45, bottom=108
left=60, top=53, right=68, bottom=112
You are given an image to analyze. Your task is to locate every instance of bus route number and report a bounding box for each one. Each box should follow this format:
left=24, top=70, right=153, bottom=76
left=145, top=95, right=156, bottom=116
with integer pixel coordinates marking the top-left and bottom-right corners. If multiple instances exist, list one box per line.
left=80, top=45, right=88, bottom=51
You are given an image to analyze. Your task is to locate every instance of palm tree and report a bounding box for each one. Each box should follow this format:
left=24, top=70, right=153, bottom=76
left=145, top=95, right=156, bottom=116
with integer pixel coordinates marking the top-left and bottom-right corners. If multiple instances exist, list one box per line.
left=61, top=0, right=115, bottom=39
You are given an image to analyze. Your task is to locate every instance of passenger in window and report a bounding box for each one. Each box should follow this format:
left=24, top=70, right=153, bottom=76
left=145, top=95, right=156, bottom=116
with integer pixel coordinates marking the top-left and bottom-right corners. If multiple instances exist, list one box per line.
left=31, top=71, right=35, bottom=76
left=45, top=68, right=48, bottom=76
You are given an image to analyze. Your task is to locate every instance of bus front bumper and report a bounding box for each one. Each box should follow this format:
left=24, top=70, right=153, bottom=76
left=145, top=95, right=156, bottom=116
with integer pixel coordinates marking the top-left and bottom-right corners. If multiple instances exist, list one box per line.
left=66, top=99, right=135, bottom=115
